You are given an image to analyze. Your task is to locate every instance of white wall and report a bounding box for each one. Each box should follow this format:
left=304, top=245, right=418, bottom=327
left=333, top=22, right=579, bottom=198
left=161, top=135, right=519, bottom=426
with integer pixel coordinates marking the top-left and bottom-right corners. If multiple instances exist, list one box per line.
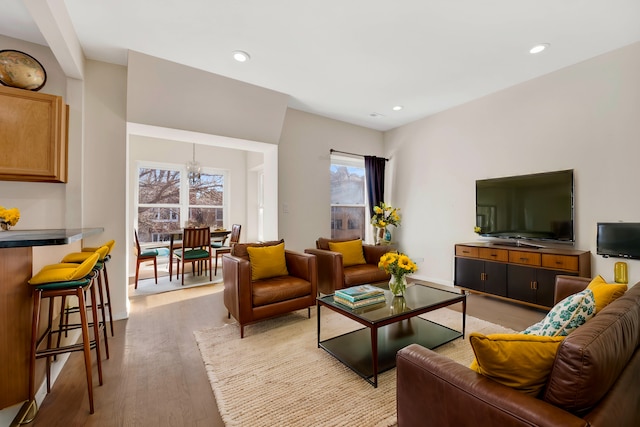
left=385, top=42, right=640, bottom=286
left=278, top=108, right=384, bottom=251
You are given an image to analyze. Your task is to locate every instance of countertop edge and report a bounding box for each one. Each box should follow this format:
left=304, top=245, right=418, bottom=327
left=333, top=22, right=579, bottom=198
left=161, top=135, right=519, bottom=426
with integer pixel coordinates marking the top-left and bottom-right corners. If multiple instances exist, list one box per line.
left=0, top=228, right=105, bottom=248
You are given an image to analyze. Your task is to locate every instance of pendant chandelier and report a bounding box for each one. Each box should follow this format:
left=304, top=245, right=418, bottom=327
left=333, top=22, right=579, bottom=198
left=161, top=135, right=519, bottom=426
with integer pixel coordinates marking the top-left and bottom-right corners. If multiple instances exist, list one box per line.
left=186, top=143, right=201, bottom=185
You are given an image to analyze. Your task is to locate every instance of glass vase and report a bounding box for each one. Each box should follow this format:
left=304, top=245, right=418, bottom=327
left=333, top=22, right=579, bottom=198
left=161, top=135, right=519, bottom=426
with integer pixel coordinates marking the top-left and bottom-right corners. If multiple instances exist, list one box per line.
left=376, top=227, right=386, bottom=245
left=389, top=275, right=407, bottom=297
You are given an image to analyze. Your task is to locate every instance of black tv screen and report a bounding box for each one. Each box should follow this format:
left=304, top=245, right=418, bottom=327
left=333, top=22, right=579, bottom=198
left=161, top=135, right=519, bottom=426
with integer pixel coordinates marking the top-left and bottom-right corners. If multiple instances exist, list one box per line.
left=597, top=222, right=640, bottom=259
left=476, top=170, right=574, bottom=242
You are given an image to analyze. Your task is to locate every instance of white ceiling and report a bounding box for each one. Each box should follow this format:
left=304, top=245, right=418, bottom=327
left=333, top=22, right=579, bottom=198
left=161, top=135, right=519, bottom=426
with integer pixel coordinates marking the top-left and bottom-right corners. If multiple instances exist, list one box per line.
left=2, top=0, right=639, bottom=131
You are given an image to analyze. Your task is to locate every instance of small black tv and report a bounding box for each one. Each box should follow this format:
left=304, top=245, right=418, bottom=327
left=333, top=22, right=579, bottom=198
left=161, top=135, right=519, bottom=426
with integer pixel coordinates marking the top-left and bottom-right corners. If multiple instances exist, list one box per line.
left=476, top=170, right=574, bottom=243
left=597, top=222, right=640, bottom=259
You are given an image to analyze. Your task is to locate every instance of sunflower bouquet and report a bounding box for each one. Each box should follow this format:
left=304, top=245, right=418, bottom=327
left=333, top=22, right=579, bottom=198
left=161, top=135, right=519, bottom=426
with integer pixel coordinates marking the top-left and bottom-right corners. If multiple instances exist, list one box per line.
left=0, top=206, right=20, bottom=230
left=378, top=251, right=418, bottom=296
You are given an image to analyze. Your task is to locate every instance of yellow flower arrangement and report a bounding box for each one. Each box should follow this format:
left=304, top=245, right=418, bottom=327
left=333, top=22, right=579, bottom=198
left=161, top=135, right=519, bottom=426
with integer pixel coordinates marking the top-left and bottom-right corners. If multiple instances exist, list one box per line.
left=370, top=202, right=401, bottom=229
left=474, top=226, right=482, bottom=234
left=378, top=251, right=418, bottom=278
left=0, top=206, right=20, bottom=230
left=378, top=251, right=418, bottom=296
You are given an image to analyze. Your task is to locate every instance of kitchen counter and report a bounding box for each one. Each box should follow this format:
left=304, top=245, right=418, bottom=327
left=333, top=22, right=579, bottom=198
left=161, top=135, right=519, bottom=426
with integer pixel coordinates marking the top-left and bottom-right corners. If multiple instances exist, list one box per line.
left=0, top=227, right=103, bottom=248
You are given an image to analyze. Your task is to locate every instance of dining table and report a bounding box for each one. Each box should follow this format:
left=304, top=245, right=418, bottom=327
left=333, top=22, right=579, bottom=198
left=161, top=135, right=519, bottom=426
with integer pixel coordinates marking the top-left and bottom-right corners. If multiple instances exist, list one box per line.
left=167, top=228, right=231, bottom=279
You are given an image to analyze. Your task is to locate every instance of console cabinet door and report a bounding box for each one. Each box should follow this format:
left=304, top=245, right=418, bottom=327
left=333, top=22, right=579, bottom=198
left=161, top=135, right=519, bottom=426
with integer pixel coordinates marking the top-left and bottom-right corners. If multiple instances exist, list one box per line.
left=507, top=265, right=537, bottom=304
left=508, top=265, right=577, bottom=308
left=455, top=258, right=507, bottom=295
left=454, top=258, right=484, bottom=292
left=484, top=261, right=507, bottom=297
left=536, top=269, right=577, bottom=307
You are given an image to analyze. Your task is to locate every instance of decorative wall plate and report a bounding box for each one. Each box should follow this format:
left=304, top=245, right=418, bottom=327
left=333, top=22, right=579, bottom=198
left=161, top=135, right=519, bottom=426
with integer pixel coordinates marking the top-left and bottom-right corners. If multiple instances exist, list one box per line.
left=0, top=49, right=47, bottom=91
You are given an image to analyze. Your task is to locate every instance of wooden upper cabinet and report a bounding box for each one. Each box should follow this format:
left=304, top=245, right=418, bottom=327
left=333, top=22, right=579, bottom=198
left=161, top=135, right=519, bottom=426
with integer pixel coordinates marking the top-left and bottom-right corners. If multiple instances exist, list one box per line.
left=0, top=85, right=68, bottom=183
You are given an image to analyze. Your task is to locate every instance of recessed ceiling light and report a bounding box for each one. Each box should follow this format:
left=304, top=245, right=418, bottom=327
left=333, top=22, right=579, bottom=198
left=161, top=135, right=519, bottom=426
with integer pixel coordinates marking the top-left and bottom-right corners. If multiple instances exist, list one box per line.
left=232, top=50, right=251, bottom=62
left=529, top=43, right=550, bottom=54
left=392, top=105, right=403, bottom=111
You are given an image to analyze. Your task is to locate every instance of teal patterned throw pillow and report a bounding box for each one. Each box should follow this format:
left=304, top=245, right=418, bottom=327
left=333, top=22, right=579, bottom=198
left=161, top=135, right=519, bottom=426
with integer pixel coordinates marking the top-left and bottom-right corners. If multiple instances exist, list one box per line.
left=523, top=289, right=596, bottom=337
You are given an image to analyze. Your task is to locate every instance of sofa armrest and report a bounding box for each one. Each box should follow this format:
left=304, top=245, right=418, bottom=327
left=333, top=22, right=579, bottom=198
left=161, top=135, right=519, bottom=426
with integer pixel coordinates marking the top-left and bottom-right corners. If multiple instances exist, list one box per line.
left=396, top=344, right=588, bottom=427
left=304, top=248, right=344, bottom=294
left=554, top=275, right=591, bottom=304
left=285, top=250, right=318, bottom=296
left=363, top=244, right=395, bottom=265
left=222, top=254, right=253, bottom=320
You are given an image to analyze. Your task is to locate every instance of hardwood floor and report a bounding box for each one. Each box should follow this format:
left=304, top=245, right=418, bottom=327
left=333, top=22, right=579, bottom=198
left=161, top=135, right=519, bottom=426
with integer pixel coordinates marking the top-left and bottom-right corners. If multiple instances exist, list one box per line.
left=26, top=282, right=545, bottom=426
left=29, top=285, right=229, bottom=427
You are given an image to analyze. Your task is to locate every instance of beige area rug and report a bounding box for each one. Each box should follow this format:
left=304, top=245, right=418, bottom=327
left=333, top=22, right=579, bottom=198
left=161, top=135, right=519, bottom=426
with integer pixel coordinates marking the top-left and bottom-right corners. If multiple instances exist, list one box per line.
left=194, top=307, right=515, bottom=427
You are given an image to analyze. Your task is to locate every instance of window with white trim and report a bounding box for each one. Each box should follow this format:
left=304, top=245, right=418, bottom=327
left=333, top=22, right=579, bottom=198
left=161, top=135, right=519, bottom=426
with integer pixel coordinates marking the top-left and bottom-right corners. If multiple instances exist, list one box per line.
left=330, top=156, right=367, bottom=239
left=136, top=163, right=228, bottom=244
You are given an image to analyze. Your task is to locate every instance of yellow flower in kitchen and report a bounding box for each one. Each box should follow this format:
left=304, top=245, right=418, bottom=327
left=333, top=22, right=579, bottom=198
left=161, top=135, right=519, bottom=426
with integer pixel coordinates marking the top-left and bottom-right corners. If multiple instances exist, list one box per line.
left=0, top=206, right=20, bottom=226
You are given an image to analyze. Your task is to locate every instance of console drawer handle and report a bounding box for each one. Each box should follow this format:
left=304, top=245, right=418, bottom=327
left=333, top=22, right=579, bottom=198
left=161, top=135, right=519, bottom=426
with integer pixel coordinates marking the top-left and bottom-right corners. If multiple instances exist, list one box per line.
left=490, top=254, right=497, bottom=257
left=520, top=257, right=528, bottom=261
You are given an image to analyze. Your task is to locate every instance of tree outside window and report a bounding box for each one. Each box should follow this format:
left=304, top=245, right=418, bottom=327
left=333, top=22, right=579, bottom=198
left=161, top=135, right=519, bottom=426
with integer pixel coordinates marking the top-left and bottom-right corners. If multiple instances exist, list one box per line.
left=136, top=165, right=227, bottom=244
left=330, top=158, right=366, bottom=239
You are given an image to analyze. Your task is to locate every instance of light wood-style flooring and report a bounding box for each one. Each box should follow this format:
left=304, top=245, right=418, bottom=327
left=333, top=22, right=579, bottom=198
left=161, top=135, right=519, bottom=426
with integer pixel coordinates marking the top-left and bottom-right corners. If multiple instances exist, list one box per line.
left=27, top=282, right=545, bottom=426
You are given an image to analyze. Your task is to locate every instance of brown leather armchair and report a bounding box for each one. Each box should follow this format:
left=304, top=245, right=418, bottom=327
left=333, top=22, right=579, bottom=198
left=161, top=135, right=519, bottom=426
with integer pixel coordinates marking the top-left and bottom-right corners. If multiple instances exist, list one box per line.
left=222, top=240, right=317, bottom=338
left=304, top=237, right=392, bottom=295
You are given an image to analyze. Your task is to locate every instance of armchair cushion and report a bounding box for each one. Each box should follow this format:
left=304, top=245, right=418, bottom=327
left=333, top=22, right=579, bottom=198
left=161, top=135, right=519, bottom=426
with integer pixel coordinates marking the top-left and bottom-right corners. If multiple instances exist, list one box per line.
left=469, top=332, right=565, bottom=396
left=252, top=275, right=313, bottom=306
left=247, top=242, right=289, bottom=281
left=232, top=239, right=284, bottom=258
left=328, top=239, right=367, bottom=267
left=316, top=236, right=361, bottom=250
left=586, top=275, right=628, bottom=313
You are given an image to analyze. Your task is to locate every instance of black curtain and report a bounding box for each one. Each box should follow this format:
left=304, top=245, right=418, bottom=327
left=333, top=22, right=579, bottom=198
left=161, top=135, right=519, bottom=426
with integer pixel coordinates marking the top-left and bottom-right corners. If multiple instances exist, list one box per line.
left=364, top=156, right=386, bottom=218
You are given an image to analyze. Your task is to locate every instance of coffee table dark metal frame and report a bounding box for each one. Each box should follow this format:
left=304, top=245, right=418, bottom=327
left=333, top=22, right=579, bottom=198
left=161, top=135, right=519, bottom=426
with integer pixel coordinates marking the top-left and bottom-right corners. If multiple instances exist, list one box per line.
left=317, top=282, right=466, bottom=387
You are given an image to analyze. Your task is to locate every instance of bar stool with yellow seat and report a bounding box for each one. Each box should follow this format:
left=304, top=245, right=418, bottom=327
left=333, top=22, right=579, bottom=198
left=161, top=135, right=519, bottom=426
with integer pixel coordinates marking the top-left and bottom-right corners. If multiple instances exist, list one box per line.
left=54, top=246, right=110, bottom=360
left=82, top=240, right=115, bottom=335
left=28, top=253, right=103, bottom=415
left=62, top=240, right=116, bottom=336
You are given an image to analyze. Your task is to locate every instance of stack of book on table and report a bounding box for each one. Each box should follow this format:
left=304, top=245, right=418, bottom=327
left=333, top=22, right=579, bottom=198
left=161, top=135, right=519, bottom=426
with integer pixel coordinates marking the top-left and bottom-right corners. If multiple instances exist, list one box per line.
left=333, top=284, right=386, bottom=309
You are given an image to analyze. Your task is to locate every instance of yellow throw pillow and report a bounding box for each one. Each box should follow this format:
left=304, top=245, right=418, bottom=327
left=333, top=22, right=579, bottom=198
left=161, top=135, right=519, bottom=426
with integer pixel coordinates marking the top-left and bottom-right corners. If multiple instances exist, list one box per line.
left=469, top=332, right=565, bottom=396
left=247, top=242, right=289, bottom=281
left=328, top=239, right=367, bottom=267
left=586, top=275, right=627, bottom=313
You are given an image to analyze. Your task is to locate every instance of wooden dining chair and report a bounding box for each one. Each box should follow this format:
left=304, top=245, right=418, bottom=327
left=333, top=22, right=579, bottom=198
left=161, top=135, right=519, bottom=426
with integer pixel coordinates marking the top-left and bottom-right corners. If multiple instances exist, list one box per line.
left=168, top=233, right=183, bottom=281
left=173, top=227, right=213, bottom=285
left=133, top=229, right=158, bottom=288
left=213, top=224, right=241, bottom=275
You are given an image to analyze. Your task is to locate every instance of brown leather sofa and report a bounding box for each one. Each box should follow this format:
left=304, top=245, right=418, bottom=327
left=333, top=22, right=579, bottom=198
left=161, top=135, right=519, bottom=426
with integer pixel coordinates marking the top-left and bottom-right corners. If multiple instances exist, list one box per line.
left=396, top=275, right=640, bottom=427
left=222, top=240, right=317, bottom=338
left=304, top=237, right=392, bottom=295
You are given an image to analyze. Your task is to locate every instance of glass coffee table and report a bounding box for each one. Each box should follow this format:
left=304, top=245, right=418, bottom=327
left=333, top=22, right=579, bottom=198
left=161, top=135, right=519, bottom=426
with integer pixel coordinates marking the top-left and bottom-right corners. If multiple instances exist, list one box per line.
left=317, top=282, right=466, bottom=387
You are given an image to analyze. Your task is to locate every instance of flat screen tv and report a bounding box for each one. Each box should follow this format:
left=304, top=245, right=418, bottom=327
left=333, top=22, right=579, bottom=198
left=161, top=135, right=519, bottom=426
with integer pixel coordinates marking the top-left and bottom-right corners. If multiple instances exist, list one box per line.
left=475, top=169, right=574, bottom=243
left=597, top=222, right=640, bottom=259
